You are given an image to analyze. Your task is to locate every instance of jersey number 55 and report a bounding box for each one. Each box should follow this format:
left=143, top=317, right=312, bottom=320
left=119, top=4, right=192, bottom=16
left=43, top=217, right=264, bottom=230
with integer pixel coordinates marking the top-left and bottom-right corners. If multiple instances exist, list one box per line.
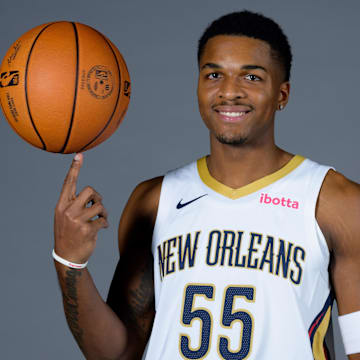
left=180, top=284, right=255, bottom=360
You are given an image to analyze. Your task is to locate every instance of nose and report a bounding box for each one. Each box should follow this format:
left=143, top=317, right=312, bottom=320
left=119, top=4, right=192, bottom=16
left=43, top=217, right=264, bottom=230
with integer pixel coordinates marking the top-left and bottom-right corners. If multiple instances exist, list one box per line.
left=218, top=77, right=247, bottom=100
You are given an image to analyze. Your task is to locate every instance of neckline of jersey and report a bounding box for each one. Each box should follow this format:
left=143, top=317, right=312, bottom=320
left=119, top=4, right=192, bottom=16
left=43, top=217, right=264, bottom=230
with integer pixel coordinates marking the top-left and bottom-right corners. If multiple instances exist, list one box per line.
left=197, top=154, right=306, bottom=200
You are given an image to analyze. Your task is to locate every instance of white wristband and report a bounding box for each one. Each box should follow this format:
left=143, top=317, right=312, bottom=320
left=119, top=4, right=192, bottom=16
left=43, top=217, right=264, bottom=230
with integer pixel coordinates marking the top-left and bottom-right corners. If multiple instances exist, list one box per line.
left=52, top=249, right=88, bottom=269
left=338, top=310, right=360, bottom=355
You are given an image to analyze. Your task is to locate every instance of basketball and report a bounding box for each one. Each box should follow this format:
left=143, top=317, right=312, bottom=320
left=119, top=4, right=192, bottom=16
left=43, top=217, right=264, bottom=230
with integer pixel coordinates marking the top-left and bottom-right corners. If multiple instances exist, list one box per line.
left=0, top=21, right=131, bottom=153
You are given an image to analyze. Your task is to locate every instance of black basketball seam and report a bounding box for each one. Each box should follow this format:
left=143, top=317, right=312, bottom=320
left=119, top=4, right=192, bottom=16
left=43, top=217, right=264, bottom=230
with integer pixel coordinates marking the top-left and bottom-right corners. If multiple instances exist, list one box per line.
left=78, top=29, right=122, bottom=152
left=25, top=22, right=56, bottom=151
left=60, top=22, right=79, bottom=153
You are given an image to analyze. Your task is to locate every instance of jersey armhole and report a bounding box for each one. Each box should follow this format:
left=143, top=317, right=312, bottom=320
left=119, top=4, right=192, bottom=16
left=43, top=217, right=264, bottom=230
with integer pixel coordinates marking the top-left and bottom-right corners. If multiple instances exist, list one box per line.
left=305, top=166, right=334, bottom=272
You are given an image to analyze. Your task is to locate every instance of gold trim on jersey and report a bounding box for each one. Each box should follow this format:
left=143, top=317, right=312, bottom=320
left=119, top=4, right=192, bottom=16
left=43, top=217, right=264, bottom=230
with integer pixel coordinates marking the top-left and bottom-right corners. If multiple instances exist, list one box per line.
left=312, top=306, right=332, bottom=360
left=197, top=154, right=305, bottom=199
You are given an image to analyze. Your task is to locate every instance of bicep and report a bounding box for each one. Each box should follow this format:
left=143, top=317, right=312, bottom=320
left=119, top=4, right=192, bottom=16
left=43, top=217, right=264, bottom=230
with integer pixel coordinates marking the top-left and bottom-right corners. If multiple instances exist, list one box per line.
left=319, top=173, right=360, bottom=359
left=317, top=171, right=360, bottom=314
left=329, top=192, right=360, bottom=315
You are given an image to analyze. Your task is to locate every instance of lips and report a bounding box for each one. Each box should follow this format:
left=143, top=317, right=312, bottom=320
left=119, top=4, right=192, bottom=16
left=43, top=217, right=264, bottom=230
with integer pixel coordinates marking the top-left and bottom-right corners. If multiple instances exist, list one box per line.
left=214, top=105, right=252, bottom=122
left=219, top=111, right=248, bottom=117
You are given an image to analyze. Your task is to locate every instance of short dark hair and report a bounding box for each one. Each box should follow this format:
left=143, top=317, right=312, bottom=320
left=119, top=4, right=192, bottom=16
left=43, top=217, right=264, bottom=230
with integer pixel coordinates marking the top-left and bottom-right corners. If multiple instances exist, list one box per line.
left=198, top=10, right=292, bottom=81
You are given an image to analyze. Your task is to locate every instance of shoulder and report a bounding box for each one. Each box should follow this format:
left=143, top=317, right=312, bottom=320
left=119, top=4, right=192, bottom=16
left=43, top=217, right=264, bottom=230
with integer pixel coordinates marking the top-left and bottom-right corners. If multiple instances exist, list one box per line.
left=320, top=169, right=360, bottom=201
left=118, top=176, right=163, bottom=252
left=318, top=171, right=360, bottom=315
left=317, top=169, right=360, bottom=252
left=130, top=176, right=163, bottom=220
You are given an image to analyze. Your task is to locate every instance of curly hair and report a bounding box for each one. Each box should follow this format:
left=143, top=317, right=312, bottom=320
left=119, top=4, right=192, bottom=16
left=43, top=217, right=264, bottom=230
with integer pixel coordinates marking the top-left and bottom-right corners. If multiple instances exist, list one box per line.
left=198, top=10, right=293, bottom=81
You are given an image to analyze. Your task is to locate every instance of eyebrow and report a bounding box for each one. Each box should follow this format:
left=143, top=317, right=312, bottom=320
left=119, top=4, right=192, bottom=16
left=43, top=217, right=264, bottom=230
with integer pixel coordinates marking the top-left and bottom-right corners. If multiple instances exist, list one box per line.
left=200, top=62, right=267, bottom=73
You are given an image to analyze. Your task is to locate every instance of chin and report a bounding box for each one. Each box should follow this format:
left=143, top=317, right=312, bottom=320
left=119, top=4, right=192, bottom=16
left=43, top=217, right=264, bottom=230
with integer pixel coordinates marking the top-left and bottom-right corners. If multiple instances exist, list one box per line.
left=216, top=133, right=248, bottom=146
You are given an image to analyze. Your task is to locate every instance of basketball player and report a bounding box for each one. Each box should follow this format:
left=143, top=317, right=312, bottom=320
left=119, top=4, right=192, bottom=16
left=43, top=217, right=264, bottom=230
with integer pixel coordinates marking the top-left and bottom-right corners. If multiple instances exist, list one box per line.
left=53, top=11, right=360, bottom=360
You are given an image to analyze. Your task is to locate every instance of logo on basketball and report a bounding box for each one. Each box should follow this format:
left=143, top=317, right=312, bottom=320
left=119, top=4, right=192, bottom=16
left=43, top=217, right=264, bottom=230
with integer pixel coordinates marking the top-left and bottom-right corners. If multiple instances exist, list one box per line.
left=86, top=65, right=113, bottom=99
left=0, top=71, right=20, bottom=88
left=7, top=41, right=21, bottom=66
left=124, top=80, right=131, bottom=97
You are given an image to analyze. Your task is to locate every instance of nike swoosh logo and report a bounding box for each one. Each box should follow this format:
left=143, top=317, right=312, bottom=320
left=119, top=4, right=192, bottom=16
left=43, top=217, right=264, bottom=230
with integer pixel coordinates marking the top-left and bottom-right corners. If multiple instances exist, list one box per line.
left=176, top=194, right=208, bottom=209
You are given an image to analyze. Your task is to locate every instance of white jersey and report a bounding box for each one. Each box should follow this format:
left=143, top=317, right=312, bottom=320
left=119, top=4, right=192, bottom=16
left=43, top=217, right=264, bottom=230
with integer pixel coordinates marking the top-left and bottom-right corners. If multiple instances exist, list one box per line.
left=144, top=155, right=333, bottom=360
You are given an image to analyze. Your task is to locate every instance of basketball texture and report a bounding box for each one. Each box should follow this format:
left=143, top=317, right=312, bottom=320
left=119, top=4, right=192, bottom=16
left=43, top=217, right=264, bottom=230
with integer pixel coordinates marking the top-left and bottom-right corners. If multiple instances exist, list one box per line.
left=0, top=22, right=131, bottom=153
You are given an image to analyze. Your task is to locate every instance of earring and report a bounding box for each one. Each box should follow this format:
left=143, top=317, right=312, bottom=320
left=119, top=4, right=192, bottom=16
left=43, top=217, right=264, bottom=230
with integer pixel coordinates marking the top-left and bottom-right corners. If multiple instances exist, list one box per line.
left=279, top=104, right=284, bottom=110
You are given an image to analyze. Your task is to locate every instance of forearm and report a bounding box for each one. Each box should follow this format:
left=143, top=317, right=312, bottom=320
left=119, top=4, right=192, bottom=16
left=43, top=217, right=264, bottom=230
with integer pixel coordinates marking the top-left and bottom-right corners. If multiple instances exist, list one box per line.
left=54, top=261, right=128, bottom=360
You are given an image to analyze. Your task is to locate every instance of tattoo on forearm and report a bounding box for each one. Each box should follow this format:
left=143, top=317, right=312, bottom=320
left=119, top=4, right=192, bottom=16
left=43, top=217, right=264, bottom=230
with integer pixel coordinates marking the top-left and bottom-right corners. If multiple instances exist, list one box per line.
left=62, top=269, right=84, bottom=349
left=127, top=256, right=154, bottom=335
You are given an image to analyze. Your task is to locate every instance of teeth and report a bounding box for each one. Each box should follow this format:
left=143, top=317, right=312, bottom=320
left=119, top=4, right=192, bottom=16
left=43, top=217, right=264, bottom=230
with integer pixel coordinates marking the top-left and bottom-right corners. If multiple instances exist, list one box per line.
left=219, top=111, right=246, bottom=117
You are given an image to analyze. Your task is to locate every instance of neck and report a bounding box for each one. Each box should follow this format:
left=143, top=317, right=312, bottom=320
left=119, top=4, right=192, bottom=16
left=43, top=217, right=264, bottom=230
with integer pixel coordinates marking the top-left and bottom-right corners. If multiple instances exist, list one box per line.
left=207, top=137, right=293, bottom=189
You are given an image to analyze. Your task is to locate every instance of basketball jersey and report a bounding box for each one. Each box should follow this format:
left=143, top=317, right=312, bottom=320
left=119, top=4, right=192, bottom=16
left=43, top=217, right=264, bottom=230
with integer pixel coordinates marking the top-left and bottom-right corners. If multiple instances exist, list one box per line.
left=143, top=155, right=334, bottom=360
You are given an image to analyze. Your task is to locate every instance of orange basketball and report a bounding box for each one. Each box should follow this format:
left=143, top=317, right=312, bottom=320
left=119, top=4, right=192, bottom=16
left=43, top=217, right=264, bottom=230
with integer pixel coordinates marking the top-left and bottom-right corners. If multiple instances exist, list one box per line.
left=0, top=22, right=131, bottom=153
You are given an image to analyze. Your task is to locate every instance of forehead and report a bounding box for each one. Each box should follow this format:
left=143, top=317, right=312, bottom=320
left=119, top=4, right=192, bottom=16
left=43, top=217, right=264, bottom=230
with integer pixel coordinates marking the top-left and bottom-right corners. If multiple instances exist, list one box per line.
left=200, top=35, right=275, bottom=71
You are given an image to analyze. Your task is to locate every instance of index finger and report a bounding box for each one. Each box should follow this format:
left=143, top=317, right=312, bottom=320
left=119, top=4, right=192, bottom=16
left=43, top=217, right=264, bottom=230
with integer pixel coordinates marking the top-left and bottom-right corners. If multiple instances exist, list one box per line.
left=59, top=153, right=84, bottom=203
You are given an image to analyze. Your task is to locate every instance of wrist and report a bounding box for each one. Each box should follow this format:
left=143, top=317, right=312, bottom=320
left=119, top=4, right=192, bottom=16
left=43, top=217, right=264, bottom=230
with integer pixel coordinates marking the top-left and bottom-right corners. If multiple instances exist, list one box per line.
left=52, top=249, right=88, bottom=269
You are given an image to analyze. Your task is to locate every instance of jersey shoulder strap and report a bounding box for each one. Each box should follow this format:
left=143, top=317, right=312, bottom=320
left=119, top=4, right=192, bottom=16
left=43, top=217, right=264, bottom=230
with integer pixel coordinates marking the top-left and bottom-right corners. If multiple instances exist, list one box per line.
left=152, top=160, right=200, bottom=248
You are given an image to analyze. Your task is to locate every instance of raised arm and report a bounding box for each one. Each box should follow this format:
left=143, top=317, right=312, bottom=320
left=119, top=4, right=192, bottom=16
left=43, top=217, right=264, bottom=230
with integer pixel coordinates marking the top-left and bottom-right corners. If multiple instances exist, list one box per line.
left=317, top=170, right=360, bottom=360
left=53, top=153, right=162, bottom=359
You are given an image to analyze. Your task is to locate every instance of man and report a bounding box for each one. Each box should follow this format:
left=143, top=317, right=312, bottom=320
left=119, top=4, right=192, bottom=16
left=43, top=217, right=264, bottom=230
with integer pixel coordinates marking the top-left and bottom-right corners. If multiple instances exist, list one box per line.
left=53, top=10, right=360, bottom=360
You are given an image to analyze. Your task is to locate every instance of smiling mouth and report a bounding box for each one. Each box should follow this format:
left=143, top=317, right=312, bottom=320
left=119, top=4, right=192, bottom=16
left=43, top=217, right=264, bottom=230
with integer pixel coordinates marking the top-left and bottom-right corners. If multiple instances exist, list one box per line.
left=216, top=110, right=251, bottom=122
left=218, top=111, right=249, bottom=117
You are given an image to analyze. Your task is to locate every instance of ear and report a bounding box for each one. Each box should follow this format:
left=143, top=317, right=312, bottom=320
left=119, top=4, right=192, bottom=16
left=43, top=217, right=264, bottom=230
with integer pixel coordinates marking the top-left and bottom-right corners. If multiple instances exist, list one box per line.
left=278, top=81, right=290, bottom=108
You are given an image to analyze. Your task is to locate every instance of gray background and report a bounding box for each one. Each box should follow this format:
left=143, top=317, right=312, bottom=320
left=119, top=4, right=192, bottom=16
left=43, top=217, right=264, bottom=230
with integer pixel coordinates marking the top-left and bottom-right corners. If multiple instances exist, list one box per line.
left=1, top=0, right=359, bottom=358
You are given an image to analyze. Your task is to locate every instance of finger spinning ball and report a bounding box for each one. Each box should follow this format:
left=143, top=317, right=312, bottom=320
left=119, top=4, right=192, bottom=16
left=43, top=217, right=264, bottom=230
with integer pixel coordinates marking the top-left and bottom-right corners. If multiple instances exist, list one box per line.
left=0, top=21, right=131, bottom=153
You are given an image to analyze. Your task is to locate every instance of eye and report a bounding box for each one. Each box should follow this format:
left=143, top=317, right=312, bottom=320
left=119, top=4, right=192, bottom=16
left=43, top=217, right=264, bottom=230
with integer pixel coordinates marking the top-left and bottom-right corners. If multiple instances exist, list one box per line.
left=206, top=72, right=221, bottom=80
left=244, top=74, right=261, bottom=81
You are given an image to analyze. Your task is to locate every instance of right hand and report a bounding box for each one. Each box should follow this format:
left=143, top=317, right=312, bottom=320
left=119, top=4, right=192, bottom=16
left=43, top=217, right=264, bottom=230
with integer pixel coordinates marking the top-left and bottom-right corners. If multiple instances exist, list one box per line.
left=54, top=153, right=109, bottom=264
